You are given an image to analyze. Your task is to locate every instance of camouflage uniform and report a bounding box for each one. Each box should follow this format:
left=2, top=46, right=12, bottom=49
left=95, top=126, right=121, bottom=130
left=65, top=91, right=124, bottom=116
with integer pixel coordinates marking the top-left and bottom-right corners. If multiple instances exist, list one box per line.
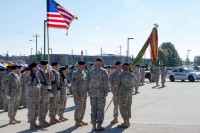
left=36, top=69, right=55, bottom=124
left=140, top=67, right=146, bottom=85
left=161, top=67, right=167, bottom=87
left=150, top=66, right=155, bottom=82
left=2, top=72, right=9, bottom=111
left=71, top=69, right=87, bottom=121
left=86, top=66, right=109, bottom=125
left=26, top=72, right=40, bottom=123
left=5, top=72, right=20, bottom=118
left=17, top=72, right=23, bottom=107
left=49, top=69, right=60, bottom=118
left=110, top=70, right=121, bottom=118
left=115, top=71, right=136, bottom=120
left=133, top=68, right=140, bottom=92
left=155, top=66, right=160, bottom=86
left=0, top=72, right=4, bottom=109
left=21, top=73, right=28, bottom=107
left=57, top=74, right=68, bottom=116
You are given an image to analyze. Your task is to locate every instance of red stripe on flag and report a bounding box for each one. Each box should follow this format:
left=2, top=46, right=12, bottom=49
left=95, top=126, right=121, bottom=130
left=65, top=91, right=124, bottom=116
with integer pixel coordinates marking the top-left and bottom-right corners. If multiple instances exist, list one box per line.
left=47, top=24, right=68, bottom=29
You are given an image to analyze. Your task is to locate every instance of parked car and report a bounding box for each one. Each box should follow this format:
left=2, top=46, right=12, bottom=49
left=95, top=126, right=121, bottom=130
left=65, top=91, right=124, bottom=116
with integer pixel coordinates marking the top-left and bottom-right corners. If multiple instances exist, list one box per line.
left=167, top=68, right=200, bottom=82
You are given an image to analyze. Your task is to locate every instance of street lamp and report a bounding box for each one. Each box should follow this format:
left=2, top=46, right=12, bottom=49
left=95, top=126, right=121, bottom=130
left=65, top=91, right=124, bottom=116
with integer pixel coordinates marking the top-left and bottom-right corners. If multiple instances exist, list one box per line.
left=127, top=38, right=134, bottom=63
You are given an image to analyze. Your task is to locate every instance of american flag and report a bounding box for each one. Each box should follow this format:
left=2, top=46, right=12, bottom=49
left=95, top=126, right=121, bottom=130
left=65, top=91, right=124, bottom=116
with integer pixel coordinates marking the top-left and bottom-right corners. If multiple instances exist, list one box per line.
left=47, top=0, right=77, bottom=30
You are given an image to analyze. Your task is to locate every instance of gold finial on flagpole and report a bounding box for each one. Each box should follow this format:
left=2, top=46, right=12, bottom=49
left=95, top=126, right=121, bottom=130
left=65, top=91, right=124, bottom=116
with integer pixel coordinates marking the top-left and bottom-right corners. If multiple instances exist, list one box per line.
left=153, top=23, right=159, bottom=28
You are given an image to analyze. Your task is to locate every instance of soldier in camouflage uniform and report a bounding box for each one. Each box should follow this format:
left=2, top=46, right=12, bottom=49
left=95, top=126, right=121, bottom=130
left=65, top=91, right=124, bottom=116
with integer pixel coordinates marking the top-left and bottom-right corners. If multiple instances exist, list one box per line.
left=17, top=65, right=23, bottom=108
left=110, top=61, right=122, bottom=124
left=161, top=65, right=167, bottom=87
left=155, top=65, right=160, bottom=86
left=57, top=66, right=69, bottom=122
left=0, top=67, right=6, bottom=109
left=26, top=63, right=41, bottom=130
left=133, top=65, right=141, bottom=94
left=21, top=67, right=30, bottom=108
left=2, top=66, right=11, bottom=111
left=115, top=63, right=136, bottom=128
left=71, top=61, right=88, bottom=126
left=5, top=65, right=21, bottom=124
left=49, top=62, right=61, bottom=125
left=86, top=58, right=109, bottom=131
left=140, top=66, right=146, bottom=85
left=36, top=60, right=55, bottom=127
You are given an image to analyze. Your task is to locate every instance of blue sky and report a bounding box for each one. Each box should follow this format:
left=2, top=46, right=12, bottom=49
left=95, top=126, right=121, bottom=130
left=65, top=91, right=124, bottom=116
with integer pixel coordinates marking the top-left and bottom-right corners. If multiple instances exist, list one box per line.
left=0, top=0, right=199, bottom=61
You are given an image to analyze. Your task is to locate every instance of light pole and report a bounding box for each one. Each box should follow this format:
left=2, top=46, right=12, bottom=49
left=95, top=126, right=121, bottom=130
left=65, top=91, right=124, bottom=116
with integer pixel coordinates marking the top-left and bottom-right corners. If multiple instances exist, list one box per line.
left=85, top=50, right=87, bottom=62
left=44, top=20, right=47, bottom=60
left=30, top=34, right=40, bottom=55
left=31, top=48, right=33, bottom=55
left=127, top=38, right=134, bottom=63
left=187, top=50, right=191, bottom=66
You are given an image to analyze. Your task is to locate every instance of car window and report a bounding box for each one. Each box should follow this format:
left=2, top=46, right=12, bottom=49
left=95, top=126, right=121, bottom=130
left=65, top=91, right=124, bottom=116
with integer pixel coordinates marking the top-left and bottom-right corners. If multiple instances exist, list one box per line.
left=172, top=69, right=179, bottom=72
left=179, top=69, right=185, bottom=73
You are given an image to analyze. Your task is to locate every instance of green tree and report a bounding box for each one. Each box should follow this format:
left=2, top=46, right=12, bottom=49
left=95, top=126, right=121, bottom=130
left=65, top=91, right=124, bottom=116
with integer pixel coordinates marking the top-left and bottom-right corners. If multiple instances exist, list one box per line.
left=159, top=42, right=181, bottom=67
left=194, top=56, right=200, bottom=65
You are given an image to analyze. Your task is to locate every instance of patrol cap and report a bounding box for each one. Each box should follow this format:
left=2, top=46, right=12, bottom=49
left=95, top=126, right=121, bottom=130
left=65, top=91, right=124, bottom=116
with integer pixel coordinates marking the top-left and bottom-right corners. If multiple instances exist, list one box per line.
left=24, top=67, right=30, bottom=71
left=115, top=61, right=121, bottom=66
left=59, top=66, right=67, bottom=71
left=122, top=63, right=130, bottom=66
left=29, top=63, right=37, bottom=69
left=0, top=67, right=6, bottom=71
left=96, top=57, right=104, bottom=62
left=40, top=60, right=48, bottom=65
left=51, top=62, right=58, bottom=66
left=17, top=65, right=22, bottom=69
left=11, top=65, right=18, bottom=70
left=90, top=63, right=94, bottom=66
left=78, top=61, right=86, bottom=65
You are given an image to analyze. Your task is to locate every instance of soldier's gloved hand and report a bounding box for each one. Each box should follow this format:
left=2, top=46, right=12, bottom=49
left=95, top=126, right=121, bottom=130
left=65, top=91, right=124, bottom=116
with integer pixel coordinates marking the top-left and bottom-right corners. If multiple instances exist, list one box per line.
left=6, top=96, right=10, bottom=99
left=67, top=83, right=71, bottom=87
left=36, top=83, right=42, bottom=89
left=48, top=92, right=53, bottom=97
left=47, top=86, right=52, bottom=90
left=58, top=91, right=60, bottom=95
left=47, top=66, right=52, bottom=73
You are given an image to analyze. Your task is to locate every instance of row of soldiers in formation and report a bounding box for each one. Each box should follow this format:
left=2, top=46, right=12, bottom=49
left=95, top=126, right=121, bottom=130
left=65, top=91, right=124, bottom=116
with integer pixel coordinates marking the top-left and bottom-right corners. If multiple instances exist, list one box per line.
left=0, top=58, right=167, bottom=131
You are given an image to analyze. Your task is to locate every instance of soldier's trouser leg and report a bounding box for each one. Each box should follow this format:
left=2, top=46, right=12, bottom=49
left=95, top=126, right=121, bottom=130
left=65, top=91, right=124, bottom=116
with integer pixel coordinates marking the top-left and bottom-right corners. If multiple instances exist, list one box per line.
left=119, top=95, right=132, bottom=120
left=90, top=97, right=106, bottom=125
left=38, top=96, right=49, bottom=122
left=0, top=92, right=3, bottom=108
left=113, top=94, right=119, bottom=118
left=49, top=94, right=58, bottom=117
left=74, top=97, right=87, bottom=121
left=8, top=96, right=18, bottom=118
left=21, top=92, right=26, bottom=107
left=3, top=92, right=8, bottom=110
left=27, top=98, right=39, bottom=123
left=80, top=97, right=87, bottom=120
left=57, top=95, right=67, bottom=116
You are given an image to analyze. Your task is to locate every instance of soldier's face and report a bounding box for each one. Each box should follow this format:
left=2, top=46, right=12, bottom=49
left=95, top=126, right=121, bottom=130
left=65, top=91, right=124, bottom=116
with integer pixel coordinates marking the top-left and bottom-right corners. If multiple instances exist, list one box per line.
left=96, top=61, right=103, bottom=67
left=116, top=65, right=122, bottom=70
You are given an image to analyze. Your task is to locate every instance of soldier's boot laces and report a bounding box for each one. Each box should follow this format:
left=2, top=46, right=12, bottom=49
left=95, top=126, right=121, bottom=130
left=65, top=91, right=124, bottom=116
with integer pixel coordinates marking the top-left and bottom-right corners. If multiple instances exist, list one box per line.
left=110, top=117, right=118, bottom=124
left=59, top=115, right=65, bottom=122
left=75, top=121, right=84, bottom=126
left=92, top=124, right=96, bottom=131
left=54, top=116, right=61, bottom=123
left=50, top=117, right=57, bottom=125
left=30, top=122, right=37, bottom=130
left=9, top=117, right=16, bottom=125
left=81, top=120, right=88, bottom=125
left=13, top=117, right=21, bottom=123
left=96, top=124, right=105, bottom=131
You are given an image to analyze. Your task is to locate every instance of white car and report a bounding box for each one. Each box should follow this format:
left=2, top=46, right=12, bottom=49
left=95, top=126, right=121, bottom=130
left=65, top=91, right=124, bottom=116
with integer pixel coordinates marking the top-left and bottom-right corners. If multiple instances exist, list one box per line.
left=167, top=68, right=200, bottom=82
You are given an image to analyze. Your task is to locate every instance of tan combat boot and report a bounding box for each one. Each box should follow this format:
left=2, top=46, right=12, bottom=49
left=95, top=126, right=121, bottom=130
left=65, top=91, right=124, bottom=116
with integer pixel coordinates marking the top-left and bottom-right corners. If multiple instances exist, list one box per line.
left=50, top=117, right=57, bottom=125
left=96, top=124, right=105, bottom=131
left=54, top=116, right=61, bottom=123
left=30, top=122, right=37, bottom=130
left=118, top=119, right=130, bottom=128
left=75, top=120, right=83, bottom=126
left=62, top=116, right=68, bottom=121
left=13, top=117, right=21, bottom=123
left=110, top=117, right=118, bottom=124
left=92, top=124, right=96, bottom=131
left=34, top=123, right=41, bottom=128
left=9, top=117, right=16, bottom=125
left=81, top=120, right=88, bottom=125
left=59, top=115, right=65, bottom=122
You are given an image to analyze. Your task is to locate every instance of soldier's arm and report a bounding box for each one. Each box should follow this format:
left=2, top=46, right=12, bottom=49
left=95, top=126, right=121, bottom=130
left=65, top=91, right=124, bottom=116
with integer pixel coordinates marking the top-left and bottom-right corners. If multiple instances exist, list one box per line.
left=26, top=75, right=36, bottom=89
left=71, top=72, right=79, bottom=98
left=86, top=71, right=90, bottom=95
left=36, top=71, right=48, bottom=89
left=114, top=74, right=121, bottom=92
left=5, top=76, right=11, bottom=96
left=103, top=70, right=110, bottom=95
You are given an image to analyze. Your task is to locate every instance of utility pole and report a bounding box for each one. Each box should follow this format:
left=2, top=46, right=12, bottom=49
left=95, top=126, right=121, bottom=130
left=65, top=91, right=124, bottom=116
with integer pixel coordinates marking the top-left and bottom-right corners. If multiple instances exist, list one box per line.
left=32, top=34, right=40, bottom=55
left=119, top=45, right=123, bottom=56
left=101, top=47, right=102, bottom=57
left=44, top=20, right=47, bottom=60
left=127, top=38, right=134, bottom=63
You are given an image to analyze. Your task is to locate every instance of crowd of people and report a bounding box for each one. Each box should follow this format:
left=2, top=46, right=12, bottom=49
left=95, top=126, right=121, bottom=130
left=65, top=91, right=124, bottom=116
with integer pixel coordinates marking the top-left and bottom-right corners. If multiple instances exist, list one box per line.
left=0, top=57, right=167, bottom=131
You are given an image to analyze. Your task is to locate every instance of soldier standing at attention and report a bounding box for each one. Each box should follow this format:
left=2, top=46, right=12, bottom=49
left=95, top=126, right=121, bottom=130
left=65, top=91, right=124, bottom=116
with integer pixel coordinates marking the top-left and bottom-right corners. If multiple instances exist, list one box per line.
left=110, top=61, right=122, bottom=124
left=155, top=65, right=160, bottom=86
left=49, top=62, right=61, bottom=125
left=5, top=65, right=21, bottom=124
left=36, top=60, right=55, bottom=127
left=71, top=61, right=88, bottom=126
left=86, top=58, right=109, bottom=131
left=57, top=66, right=69, bottom=122
left=115, top=63, right=136, bottom=128
left=26, top=63, right=41, bottom=130
left=140, top=66, right=146, bottom=85
left=161, top=65, right=167, bottom=87
left=0, top=67, right=6, bottom=109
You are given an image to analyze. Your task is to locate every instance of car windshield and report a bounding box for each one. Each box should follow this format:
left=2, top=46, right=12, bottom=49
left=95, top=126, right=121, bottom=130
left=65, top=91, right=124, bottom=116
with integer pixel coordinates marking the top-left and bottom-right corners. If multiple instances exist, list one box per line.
left=185, top=68, right=198, bottom=73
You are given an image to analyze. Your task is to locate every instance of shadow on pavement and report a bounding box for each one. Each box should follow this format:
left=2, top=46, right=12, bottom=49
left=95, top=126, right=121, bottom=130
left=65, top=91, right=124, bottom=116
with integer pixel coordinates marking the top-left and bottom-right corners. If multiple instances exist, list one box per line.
left=0, top=123, right=9, bottom=128
left=57, top=125, right=79, bottom=133
left=17, top=128, right=48, bottom=133
left=64, top=106, right=75, bottom=112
